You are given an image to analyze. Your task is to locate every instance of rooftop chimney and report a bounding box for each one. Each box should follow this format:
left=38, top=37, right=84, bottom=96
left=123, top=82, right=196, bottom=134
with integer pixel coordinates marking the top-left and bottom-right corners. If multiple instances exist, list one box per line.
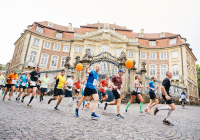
left=140, top=29, right=144, bottom=34
left=68, top=23, right=72, bottom=28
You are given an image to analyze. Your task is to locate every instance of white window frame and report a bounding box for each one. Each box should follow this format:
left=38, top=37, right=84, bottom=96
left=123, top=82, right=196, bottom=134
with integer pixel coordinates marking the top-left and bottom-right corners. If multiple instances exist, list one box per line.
left=149, top=41, right=156, bottom=47
left=172, top=64, right=179, bottom=79
left=56, top=33, right=63, bottom=38
left=172, top=51, right=178, bottom=58
left=44, top=42, right=51, bottom=49
left=150, top=65, right=156, bottom=77
left=101, top=45, right=109, bottom=52
left=128, top=51, right=134, bottom=57
left=160, top=65, right=167, bottom=79
left=139, top=34, right=143, bottom=37
left=89, top=46, right=94, bottom=55
left=170, top=38, right=177, bottom=45
left=160, top=52, right=167, bottom=60
left=54, top=44, right=60, bottom=51
left=61, top=57, right=66, bottom=68
left=141, top=52, right=146, bottom=59
left=160, top=33, right=165, bottom=37
left=116, top=49, right=121, bottom=58
left=63, top=45, right=69, bottom=52
left=36, top=26, right=43, bottom=34
left=29, top=52, right=37, bottom=63
left=33, top=38, right=39, bottom=46
left=51, top=55, right=58, bottom=68
left=76, top=46, right=81, bottom=53
left=40, top=53, right=48, bottom=67
left=48, top=22, right=53, bottom=27
left=150, top=53, right=156, bottom=60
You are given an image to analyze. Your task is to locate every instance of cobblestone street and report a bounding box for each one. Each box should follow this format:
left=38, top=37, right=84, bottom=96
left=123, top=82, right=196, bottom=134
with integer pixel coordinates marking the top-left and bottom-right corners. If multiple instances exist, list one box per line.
left=0, top=93, right=200, bottom=140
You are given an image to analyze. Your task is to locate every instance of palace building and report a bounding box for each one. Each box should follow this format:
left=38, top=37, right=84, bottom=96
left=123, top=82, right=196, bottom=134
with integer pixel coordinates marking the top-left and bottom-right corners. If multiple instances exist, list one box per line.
left=10, top=21, right=198, bottom=103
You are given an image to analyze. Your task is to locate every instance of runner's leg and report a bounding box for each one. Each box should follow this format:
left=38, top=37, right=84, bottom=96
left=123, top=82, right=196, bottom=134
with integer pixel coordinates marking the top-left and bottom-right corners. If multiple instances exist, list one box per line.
left=137, top=94, right=144, bottom=112
left=126, top=95, right=136, bottom=111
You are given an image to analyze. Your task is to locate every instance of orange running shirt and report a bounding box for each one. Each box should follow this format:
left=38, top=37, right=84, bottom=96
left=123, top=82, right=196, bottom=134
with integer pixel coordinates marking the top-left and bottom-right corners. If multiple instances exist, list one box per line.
left=7, top=73, right=18, bottom=84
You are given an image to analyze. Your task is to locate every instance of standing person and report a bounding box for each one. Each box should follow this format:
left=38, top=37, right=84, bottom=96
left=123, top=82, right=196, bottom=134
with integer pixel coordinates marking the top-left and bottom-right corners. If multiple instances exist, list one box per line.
left=145, top=77, right=159, bottom=114
left=48, top=70, right=66, bottom=110
left=81, top=75, right=88, bottom=110
left=98, top=75, right=110, bottom=108
left=3, top=70, right=18, bottom=101
left=75, top=64, right=101, bottom=119
left=21, top=67, right=40, bottom=107
left=73, top=78, right=81, bottom=105
left=179, top=91, right=187, bottom=105
left=154, top=71, right=175, bottom=126
left=104, top=70, right=125, bottom=119
left=125, top=75, right=145, bottom=115
left=16, top=71, right=29, bottom=101
left=65, top=76, right=74, bottom=106
left=0, top=71, right=5, bottom=91
left=40, top=73, right=49, bottom=101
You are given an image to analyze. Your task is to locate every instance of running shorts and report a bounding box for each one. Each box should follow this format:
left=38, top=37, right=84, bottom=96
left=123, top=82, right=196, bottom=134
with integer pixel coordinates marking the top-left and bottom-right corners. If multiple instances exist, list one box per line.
left=131, top=90, right=141, bottom=96
left=162, top=94, right=174, bottom=104
left=84, top=87, right=97, bottom=96
left=41, top=88, right=47, bottom=94
left=6, top=84, right=15, bottom=89
left=112, top=90, right=120, bottom=99
left=101, top=92, right=107, bottom=97
left=149, top=92, right=156, bottom=99
left=54, top=88, right=63, bottom=96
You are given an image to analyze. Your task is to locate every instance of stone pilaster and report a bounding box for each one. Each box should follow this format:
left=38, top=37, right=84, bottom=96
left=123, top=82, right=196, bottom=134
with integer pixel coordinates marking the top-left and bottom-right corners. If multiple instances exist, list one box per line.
left=140, top=62, right=147, bottom=94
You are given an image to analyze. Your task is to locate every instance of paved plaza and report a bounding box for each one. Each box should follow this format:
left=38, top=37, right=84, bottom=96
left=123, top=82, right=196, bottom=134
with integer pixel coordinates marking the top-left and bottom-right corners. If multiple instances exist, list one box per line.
left=0, top=93, right=200, bottom=140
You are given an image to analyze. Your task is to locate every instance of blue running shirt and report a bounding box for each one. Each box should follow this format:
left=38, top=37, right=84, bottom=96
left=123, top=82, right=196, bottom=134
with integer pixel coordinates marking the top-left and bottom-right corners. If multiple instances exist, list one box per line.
left=86, top=70, right=99, bottom=89
left=149, top=81, right=155, bottom=92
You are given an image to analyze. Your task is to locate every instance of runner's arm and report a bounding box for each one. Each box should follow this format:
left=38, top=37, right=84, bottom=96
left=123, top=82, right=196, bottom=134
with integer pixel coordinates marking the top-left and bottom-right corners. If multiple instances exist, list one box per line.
left=86, top=65, right=91, bottom=74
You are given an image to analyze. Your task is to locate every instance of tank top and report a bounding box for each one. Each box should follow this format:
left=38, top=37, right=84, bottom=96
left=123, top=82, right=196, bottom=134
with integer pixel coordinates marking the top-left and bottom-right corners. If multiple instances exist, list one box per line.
left=133, top=81, right=141, bottom=93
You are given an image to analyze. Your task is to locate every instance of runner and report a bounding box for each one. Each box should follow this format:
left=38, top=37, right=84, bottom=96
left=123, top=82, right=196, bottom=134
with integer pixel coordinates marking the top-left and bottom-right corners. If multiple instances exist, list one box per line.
left=21, top=67, right=40, bottom=107
left=145, top=77, right=159, bottom=114
left=81, top=75, right=88, bottom=110
left=3, top=70, right=18, bottom=101
left=104, top=70, right=125, bottom=119
left=125, top=75, right=145, bottom=115
left=154, top=71, right=175, bottom=126
left=48, top=70, right=66, bottom=110
left=65, top=76, right=74, bottom=106
left=15, top=78, right=20, bottom=95
left=73, top=78, right=81, bottom=105
left=36, top=80, right=41, bottom=98
left=40, top=73, right=49, bottom=101
left=1, top=79, right=7, bottom=95
left=0, top=71, right=5, bottom=91
left=16, top=71, right=29, bottom=101
left=98, top=75, right=110, bottom=108
left=75, top=64, right=100, bottom=119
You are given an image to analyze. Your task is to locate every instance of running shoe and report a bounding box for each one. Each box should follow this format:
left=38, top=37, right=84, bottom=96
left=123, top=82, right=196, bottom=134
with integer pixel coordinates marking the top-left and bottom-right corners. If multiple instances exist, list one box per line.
left=16, top=98, right=18, bottom=101
left=104, top=103, right=107, bottom=110
left=116, top=114, right=124, bottom=119
left=75, top=108, right=79, bottom=117
left=144, top=109, right=150, bottom=114
left=163, top=119, right=174, bottom=126
left=48, top=99, right=52, bottom=104
left=91, top=112, right=99, bottom=119
left=21, top=99, right=24, bottom=103
left=148, top=107, right=152, bottom=113
left=87, top=103, right=90, bottom=108
left=125, top=109, right=128, bottom=112
left=54, top=106, right=59, bottom=111
left=154, top=107, right=159, bottom=115
left=139, top=111, right=145, bottom=115
left=2, top=97, right=5, bottom=101
left=27, top=103, right=32, bottom=107
left=8, top=98, right=12, bottom=101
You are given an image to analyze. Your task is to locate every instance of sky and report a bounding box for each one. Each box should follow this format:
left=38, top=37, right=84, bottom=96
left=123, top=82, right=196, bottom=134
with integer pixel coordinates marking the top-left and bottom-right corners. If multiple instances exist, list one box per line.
left=0, top=0, right=200, bottom=64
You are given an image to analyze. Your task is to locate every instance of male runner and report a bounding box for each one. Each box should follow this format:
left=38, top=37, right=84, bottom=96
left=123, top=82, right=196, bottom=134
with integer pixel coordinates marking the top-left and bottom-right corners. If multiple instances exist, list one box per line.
left=15, top=78, right=20, bottom=95
left=179, top=91, right=187, bottom=105
left=145, top=77, right=159, bottom=114
left=104, top=70, right=124, bottom=119
left=40, top=73, right=49, bottom=101
left=75, top=64, right=100, bottom=119
left=21, top=67, right=40, bottom=107
left=0, top=71, right=5, bottom=91
left=65, top=75, right=74, bottom=106
left=16, top=71, right=28, bottom=101
left=98, top=75, right=110, bottom=108
left=81, top=75, right=88, bottom=110
left=154, top=71, right=175, bottom=126
left=48, top=70, right=66, bottom=110
left=2, top=79, right=7, bottom=95
left=3, top=70, right=18, bottom=101
left=73, top=78, right=81, bottom=105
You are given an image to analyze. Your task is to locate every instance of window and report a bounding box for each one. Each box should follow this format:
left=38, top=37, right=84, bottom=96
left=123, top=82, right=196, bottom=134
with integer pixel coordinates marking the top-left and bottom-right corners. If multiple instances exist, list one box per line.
left=150, top=65, right=156, bottom=77
left=150, top=53, right=156, bottom=59
left=161, top=65, right=167, bottom=78
left=54, top=44, right=60, bottom=51
left=100, top=62, right=108, bottom=74
left=172, top=65, right=179, bottom=79
left=116, top=49, right=121, bottom=58
left=160, top=33, right=165, bottom=37
left=36, top=26, right=43, bottom=34
left=160, top=52, right=167, bottom=60
left=139, top=34, right=143, bottom=37
left=129, top=51, right=134, bottom=57
left=56, top=33, right=62, bottom=38
left=51, top=56, right=58, bottom=68
left=172, top=51, right=178, bottom=58
left=44, top=42, right=50, bottom=49
left=63, top=45, right=69, bottom=52
left=101, top=45, right=108, bottom=52
left=69, top=28, right=73, bottom=31
left=89, top=46, right=94, bottom=55
left=48, top=22, right=53, bottom=27
left=61, top=57, right=66, bottom=68
left=33, top=38, right=39, bottom=46
left=141, top=52, right=146, bottom=59
left=76, top=46, right=81, bottom=53
left=29, top=52, right=37, bottom=63
left=170, top=38, right=177, bottom=45
left=149, top=41, right=156, bottom=47
left=40, top=54, right=48, bottom=67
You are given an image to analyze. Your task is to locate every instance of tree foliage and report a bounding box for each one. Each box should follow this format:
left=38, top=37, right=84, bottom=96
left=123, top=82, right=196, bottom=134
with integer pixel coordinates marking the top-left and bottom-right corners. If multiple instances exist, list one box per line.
left=0, top=64, right=7, bottom=71
left=196, top=64, right=200, bottom=90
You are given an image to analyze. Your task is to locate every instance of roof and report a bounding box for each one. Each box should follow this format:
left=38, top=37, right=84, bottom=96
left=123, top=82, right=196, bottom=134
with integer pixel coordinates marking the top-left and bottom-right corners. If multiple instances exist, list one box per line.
left=135, top=32, right=180, bottom=39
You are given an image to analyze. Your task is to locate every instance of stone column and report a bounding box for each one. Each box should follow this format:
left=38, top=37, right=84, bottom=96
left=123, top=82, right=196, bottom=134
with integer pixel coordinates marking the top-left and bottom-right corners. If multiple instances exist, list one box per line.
left=118, top=63, right=127, bottom=95
left=130, top=60, right=137, bottom=92
left=140, top=62, right=147, bottom=95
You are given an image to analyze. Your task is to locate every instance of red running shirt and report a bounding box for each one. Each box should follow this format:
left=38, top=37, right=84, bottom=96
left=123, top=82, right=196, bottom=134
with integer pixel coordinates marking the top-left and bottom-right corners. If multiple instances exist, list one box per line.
left=74, top=82, right=81, bottom=89
left=99, top=79, right=108, bottom=93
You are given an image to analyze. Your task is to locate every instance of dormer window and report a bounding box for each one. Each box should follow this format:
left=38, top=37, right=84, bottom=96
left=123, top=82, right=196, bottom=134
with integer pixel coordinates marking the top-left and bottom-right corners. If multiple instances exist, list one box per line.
left=36, top=26, right=43, bottom=34
left=160, top=32, right=165, bottom=37
left=149, top=41, right=156, bottom=47
left=139, top=34, right=143, bottom=37
left=56, top=33, right=62, bottom=38
left=170, top=38, right=177, bottom=45
left=69, top=28, right=73, bottom=31
left=48, top=22, right=53, bottom=27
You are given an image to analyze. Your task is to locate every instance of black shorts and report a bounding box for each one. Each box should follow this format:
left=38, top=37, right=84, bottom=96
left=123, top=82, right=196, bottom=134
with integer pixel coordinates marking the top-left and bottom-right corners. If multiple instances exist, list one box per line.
left=6, top=84, right=15, bottom=89
left=54, top=88, right=63, bottom=96
left=101, top=92, right=107, bottom=97
left=41, top=88, right=47, bottom=93
left=149, top=92, right=156, bottom=99
left=162, top=94, right=174, bottom=104
left=75, top=89, right=80, bottom=94
left=37, top=86, right=40, bottom=90
left=112, top=90, right=121, bottom=99
left=20, top=85, right=27, bottom=90
left=28, top=83, right=37, bottom=88
left=131, top=91, right=141, bottom=96
left=84, top=87, right=97, bottom=96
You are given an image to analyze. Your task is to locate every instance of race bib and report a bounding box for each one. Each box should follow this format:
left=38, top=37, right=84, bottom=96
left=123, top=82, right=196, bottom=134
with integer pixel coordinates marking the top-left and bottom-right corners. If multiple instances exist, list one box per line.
left=92, top=79, right=97, bottom=86
left=77, top=89, right=80, bottom=92
left=117, top=89, right=121, bottom=95
left=30, top=81, right=36, bottom=86
left=104, top=87, right=107, bottom=90
left=17, top=84, right=20, bottom=86
left=22, top=82, right=27, bottom=86
left=11, top=80, right=16, bottom=84
left=42, top=83, right=47, bottom=86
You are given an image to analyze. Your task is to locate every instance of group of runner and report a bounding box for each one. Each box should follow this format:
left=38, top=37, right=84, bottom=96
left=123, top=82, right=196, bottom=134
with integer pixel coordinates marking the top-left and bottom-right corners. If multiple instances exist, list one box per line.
left=1, top=64, right=176, bottom=125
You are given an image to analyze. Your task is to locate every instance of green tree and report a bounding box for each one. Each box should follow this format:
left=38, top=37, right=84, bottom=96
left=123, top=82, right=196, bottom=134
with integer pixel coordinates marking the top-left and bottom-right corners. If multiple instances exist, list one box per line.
left=0, top=64, right=7, bottom=70
left=196, top=64, right=200, bottom=90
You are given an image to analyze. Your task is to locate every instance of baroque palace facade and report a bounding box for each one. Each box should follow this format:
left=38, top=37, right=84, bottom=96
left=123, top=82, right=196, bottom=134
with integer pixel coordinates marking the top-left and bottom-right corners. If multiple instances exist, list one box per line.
left=10, top=21, right=198, bottom=103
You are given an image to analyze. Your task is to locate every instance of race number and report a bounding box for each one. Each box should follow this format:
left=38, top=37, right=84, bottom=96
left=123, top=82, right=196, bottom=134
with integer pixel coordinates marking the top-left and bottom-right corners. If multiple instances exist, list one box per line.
left=92, top=79, right=97, bottom=86
left=77, top=89, right=80, bottom=92
left=30, top=81, right=36, bottom=86
left=11, top=80, right=16, bottom=84
left=117, top=89, right=121, bottom=95
left=104, top=87, right=107, bottom=90
left=22, top=82, right=27, bottom=86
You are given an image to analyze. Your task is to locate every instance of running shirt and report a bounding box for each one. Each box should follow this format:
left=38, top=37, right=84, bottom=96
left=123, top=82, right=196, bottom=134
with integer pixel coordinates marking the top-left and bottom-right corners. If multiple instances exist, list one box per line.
left=149, top=81, right=155, bottom=92
left=133, top=81, right=141, bottom=93
left=55, top=75, right=66, bottom=89
left=99, top=79, right=108, bottom=93
left=29, top=71, right=40, bottom=82
left=16, top=80, right=20, bottom=87
left=0, top=75, right=4, bottom=85
left=74, top=82, right=81, bottom=89
left=20, top=75, right=28, bottom=86
left=82, top=80, right=87, bottom=91
left=40, top=77, right=49, bottom=88
left=162, top=77, right=171, bottom=94
left=7, top=73, right=18, bottom=84
left=111, top=76, right=122, bottom=90
left=86, top=70, right=99, bottom=89
left=66, top=78, right=73, bottom=87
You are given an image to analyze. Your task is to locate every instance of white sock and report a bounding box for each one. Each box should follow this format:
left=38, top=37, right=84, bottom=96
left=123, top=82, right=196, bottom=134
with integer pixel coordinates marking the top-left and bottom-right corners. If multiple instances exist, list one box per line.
left=165, top=110, right=173, bottom=120
left=76, top=95, right=78, bottom=101
left=69, top=97, right=72, bottom=103
left=157, top=106, right=171, bottom=110
left=88, top=101, right=90, bottom=104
